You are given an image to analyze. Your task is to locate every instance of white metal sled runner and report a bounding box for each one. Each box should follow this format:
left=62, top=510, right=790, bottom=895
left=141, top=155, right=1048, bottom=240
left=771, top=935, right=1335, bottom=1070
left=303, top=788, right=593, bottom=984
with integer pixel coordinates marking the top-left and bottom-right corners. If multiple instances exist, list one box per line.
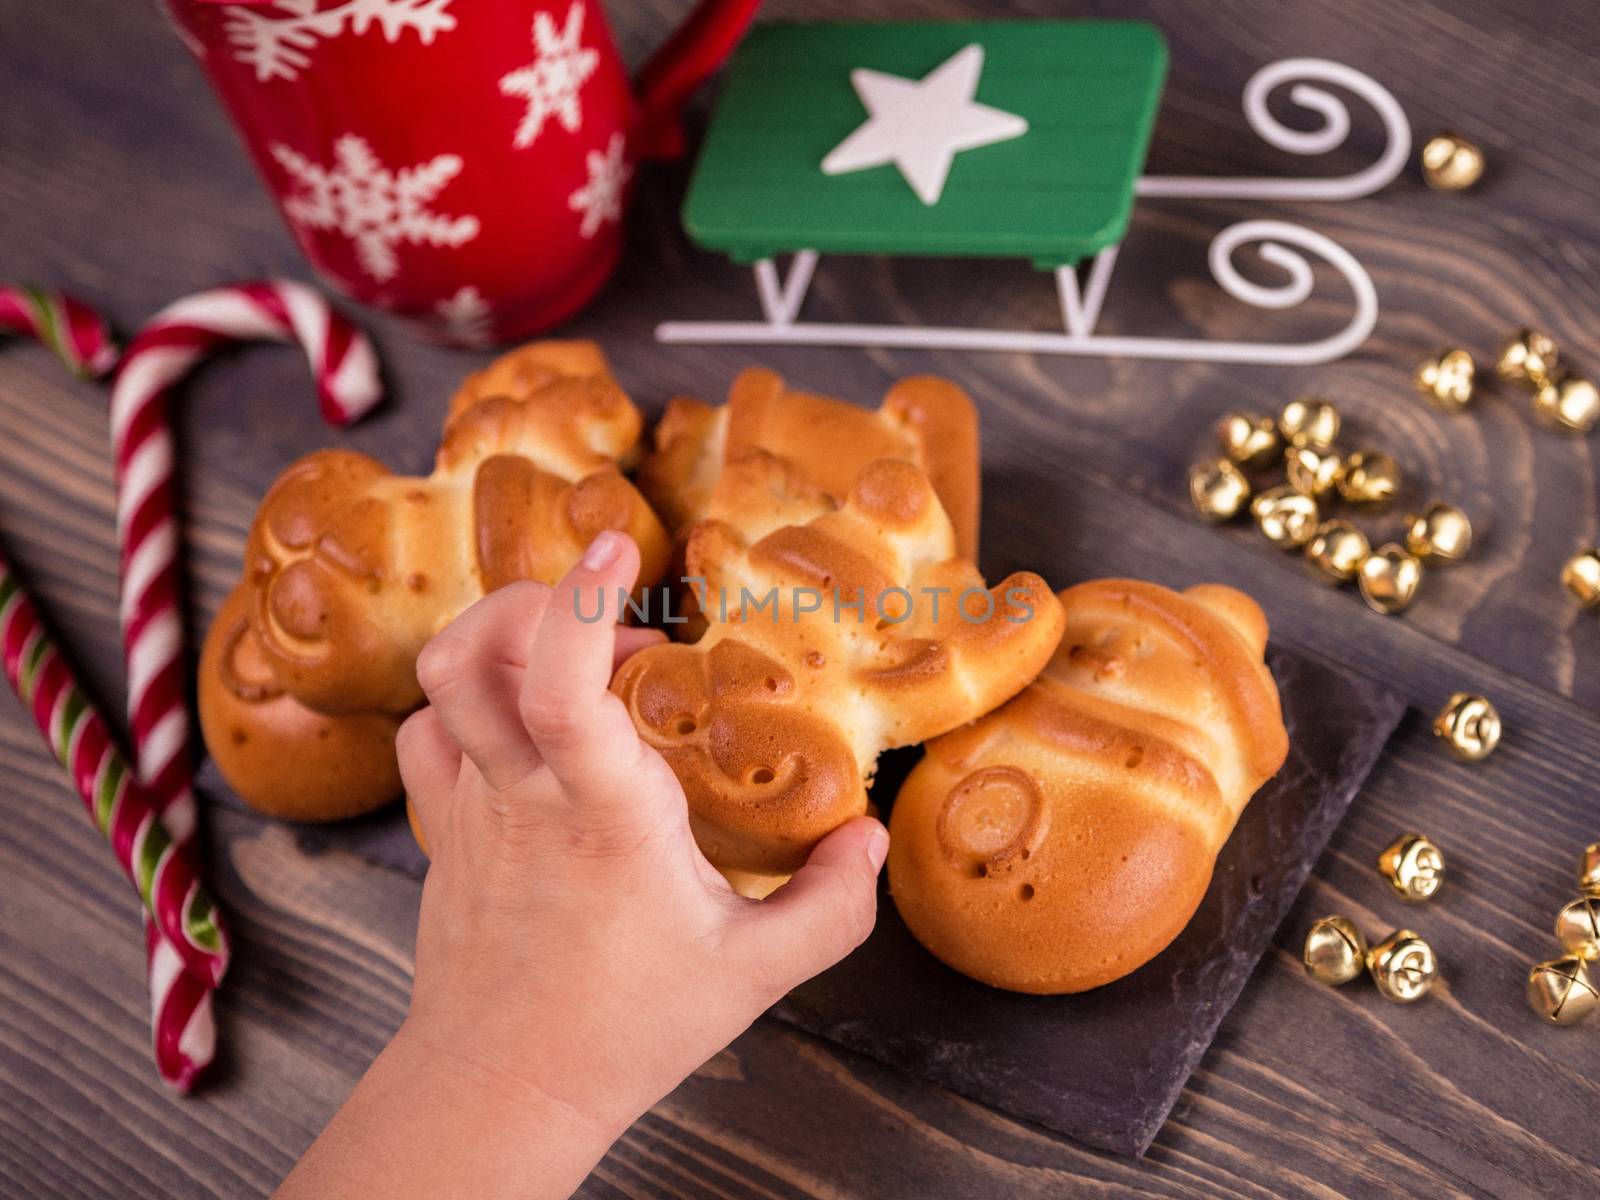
left=656, top=21, right=1410, bottom=367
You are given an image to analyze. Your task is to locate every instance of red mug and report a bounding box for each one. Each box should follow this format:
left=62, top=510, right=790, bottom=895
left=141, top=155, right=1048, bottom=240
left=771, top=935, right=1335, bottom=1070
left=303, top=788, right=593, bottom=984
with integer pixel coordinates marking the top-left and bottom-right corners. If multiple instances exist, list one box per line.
left=163, top=0, right=759, bottom=344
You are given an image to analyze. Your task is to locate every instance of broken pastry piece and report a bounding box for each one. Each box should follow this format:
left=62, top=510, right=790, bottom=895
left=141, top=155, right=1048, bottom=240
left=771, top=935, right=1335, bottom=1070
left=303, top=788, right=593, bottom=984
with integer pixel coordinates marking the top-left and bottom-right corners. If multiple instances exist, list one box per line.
left=612, top=453, right=1063, bottom=894
left=639, top=366, right=980, bottom=560
left=888, top=580, right=1289, bottom=994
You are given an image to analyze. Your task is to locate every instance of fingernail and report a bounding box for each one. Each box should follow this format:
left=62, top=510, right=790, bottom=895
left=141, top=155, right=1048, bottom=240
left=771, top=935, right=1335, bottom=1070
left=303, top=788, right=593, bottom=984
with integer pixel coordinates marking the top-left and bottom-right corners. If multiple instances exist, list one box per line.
left=865, top=826, right=889, bottom=872
left=581, top=531, right=620, bottom=570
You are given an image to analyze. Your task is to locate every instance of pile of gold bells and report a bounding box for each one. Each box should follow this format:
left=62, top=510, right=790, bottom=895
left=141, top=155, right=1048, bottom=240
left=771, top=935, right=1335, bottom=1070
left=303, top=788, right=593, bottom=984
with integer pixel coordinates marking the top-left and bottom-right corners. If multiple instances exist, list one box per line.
left=1190, top=399, right=1470, bottom=615
left=1303, top=834, right=1447, bottom=1004
left=1192, top=328, right=1600, bottom=616
left=1527, top=844, right=1600, bottom=1026
left=1303, top=836, right=1600, bottom=1026
left=1416, top=327, right=1600, bottom=609
left=1416, top=327, right=1600, bottom=435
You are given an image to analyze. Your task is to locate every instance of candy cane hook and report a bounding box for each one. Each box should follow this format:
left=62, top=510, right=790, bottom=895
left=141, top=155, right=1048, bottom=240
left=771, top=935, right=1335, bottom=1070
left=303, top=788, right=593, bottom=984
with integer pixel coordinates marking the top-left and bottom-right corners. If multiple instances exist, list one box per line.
left=109, top=280, right=383, bottom=1088
left=0, top=283, right=117, bottom=379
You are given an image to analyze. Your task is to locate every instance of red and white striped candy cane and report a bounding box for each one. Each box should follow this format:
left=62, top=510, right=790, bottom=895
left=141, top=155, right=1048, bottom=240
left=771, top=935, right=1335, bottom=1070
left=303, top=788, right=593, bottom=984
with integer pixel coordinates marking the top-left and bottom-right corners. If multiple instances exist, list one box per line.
left=0, top=283, right=117, bottom=379
left=1, top=285, right=217, bottom=1088
left=143, top=914, right=217, bottom=1090
left=0, top=549, right=229, bottom=1089
left=0, top=567, right=232, bottom=983
left=110, top=281, right=380, bottom=846
left=109, top=281, right=382, bottom=1083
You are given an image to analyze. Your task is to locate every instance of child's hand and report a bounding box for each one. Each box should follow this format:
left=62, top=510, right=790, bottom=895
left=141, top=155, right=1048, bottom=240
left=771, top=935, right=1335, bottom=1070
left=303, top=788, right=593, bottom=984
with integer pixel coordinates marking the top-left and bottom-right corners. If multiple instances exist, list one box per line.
left=276, top=531, right=887, bottom=1200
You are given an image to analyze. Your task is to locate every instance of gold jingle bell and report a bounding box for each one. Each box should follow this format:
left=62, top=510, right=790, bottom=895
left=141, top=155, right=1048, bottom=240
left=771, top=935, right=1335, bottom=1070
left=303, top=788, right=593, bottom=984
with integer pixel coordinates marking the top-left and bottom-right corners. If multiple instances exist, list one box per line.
left=1305, top=520, right=1369, bottom=584
left=1414, top=349, right=1476, bottom=411
left=1527, top=956, right=1599, bottom=1026
left=1303, top=916, right=1369, bottom=986
left=1404, top=502, right=1473, bottom=563
left=1420, top=133, right=1485, bottom=191
left=1377, top=833, right=1446, bottom=902
left=1561, top=549, right=1600, bottom=609
left=1338, top=450, right=1400, bottom=505
left=1189, top=458, right=1252, bottom=522
left=1367, top=929, right=1439, bottom=1002
left=1251, top=486, right=1320, bottom=550
left=1530, top=375, right=1600, bottom=435
left=1217, top=410, right=1281, bottom=468
left=1554, top=897, right=1600, bottom=961
left=1581, top=843, right=1600, bottom=899
left=1358, top=543, right=1423, bottom=615
left=1495, top=328, right=1559, bottom=388
left=1431, top=692, right=1501, bottom=762
left=1285, top=445, right=1345, bottom=499
left=1279, top=398, right=1340, bottom=449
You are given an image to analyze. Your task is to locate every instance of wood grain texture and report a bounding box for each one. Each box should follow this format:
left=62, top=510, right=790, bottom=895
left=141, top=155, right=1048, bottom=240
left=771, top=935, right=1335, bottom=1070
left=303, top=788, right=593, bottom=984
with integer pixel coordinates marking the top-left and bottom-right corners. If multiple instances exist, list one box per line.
left=2, top=0, right=1599, bottom=1196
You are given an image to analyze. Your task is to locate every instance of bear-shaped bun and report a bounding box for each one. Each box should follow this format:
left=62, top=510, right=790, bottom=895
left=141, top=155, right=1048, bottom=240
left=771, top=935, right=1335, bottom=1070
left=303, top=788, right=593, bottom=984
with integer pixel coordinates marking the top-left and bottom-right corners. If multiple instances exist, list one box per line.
left=612, top=453, right=1062, bottom=892
left=888, top=579, right=1288, bottom=993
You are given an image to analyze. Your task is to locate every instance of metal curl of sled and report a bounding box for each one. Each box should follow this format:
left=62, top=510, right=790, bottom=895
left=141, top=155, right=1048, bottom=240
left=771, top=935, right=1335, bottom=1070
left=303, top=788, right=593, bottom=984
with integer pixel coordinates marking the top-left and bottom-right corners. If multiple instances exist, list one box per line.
left=657, top=52, right=1410, bottom=367
left=1135, top=57, right=1411, bottom=202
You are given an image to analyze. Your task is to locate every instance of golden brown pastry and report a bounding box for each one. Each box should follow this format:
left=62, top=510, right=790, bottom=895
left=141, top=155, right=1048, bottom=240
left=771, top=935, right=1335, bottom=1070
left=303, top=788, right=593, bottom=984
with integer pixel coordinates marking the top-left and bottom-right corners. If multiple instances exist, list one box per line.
left=639, top=367, right=980, bottom=560
left=888, top=579, right=1289, bottom=994
left=199, top=585, right=402, bottom=822
left=242, top=343, right=671, bottom=715
left=611, top=453, right=1063, bottom=891
left=445, top=339, right=619, bottom=431
left=201, top=340, right=672, bottom=820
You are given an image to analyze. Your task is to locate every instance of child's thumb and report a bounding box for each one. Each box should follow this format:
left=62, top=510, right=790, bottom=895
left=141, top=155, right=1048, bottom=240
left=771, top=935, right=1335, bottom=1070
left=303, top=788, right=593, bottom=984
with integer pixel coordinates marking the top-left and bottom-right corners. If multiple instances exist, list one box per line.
left=732, top=817, right=888, bottom=998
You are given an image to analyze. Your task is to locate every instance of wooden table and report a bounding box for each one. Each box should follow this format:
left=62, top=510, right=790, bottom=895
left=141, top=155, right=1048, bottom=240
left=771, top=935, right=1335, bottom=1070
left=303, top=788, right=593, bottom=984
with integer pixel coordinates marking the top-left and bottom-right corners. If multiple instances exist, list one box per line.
left=3, top=1, right=1598, bottom=1196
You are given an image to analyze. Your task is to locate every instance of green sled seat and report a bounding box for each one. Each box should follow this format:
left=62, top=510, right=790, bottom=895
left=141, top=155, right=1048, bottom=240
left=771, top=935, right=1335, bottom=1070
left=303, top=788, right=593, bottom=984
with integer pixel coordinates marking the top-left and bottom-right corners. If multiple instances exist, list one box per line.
left=659, top=20, right=1410, bottom=367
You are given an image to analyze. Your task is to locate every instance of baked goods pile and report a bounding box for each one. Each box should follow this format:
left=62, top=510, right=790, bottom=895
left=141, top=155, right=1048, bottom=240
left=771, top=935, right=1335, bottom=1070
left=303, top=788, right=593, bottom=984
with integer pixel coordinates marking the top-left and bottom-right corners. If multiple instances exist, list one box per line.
left=201, top=340, right=1289, bottom=993
left=613, top=452, right=1062, bottom=895
left=616, top=365, right=1066, bottom=895
left=199, top=342, right=670, bottom=820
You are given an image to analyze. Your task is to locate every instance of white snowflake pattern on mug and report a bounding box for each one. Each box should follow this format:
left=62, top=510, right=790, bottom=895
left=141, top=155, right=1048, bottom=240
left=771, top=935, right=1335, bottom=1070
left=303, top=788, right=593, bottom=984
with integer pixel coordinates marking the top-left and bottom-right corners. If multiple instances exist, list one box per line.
left=568, top=133, right=631, bottom=238
left=225, top=0, right=457, bottom=83
left=498, top=1, right=599, bottom=149
left=271, top=134, right=481, bottom=282
left=433, top=286, right=495, bottom=346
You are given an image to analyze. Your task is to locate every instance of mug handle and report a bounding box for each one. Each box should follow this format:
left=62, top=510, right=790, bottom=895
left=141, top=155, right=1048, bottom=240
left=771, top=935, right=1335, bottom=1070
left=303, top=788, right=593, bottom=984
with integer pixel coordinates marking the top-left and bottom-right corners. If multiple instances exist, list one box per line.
left=632, top=0, right=761, bottom=161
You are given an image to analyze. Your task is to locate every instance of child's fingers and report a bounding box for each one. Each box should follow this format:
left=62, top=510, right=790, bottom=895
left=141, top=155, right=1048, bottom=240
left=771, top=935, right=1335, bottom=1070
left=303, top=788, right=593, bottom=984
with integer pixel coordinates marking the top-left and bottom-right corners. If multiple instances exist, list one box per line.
left=724, top=818, right=888, bottom=996
left=415, top=581, right=551, bottom=791
left=519, top=532, right=650, bottom=797
left=396, top=707, right=461, bottom=852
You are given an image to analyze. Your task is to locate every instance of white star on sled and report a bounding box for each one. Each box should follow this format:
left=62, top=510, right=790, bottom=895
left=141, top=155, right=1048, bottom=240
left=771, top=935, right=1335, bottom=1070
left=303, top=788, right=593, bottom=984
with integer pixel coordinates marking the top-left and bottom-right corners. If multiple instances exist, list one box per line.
left=568, top=133, right=631, bottom=238
left=821, top=43, right=1028, bottom=206
left=499, top=0, right=600, bottom=149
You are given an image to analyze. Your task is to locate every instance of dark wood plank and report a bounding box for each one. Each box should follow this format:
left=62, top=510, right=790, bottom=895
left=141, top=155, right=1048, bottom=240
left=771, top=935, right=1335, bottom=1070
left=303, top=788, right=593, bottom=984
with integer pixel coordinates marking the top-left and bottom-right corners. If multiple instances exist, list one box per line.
left=3, top=0, right=1599, bottom=1197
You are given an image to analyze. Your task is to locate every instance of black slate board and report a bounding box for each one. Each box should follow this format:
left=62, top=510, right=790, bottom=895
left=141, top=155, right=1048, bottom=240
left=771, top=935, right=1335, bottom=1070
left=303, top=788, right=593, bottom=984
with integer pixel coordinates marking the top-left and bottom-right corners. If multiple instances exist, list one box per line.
left=773, top=645, right=1405, bottom=1156
left=198, top=643, right=1403, bottom=1156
